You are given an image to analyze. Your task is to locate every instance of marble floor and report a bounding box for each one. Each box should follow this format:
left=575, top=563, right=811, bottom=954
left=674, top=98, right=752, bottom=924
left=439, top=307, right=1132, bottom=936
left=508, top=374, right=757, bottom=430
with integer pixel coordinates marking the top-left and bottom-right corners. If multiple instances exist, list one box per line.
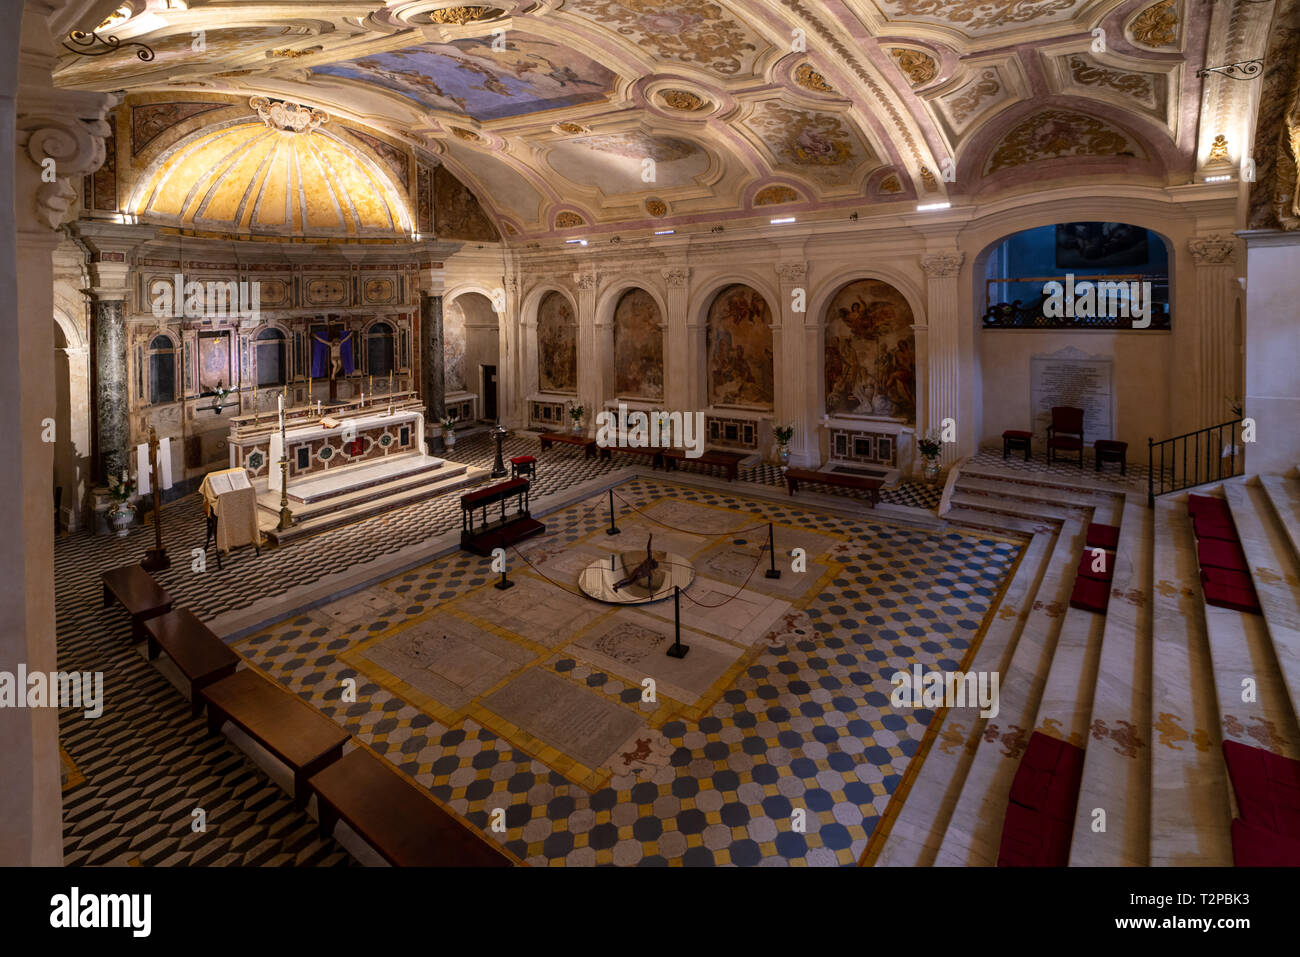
left=235, top=478, right=1023, bottom=865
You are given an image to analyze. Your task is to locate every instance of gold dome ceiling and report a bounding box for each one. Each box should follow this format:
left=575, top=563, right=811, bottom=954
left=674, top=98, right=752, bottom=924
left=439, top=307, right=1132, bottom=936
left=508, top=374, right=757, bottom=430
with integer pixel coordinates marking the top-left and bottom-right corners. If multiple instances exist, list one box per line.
left=128, top=111, right=412, bottom=238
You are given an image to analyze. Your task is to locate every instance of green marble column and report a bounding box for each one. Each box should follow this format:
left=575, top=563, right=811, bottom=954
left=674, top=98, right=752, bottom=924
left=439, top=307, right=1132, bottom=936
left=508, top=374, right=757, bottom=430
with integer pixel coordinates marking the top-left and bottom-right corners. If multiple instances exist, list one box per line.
left=93, top=297, right=130, bottom=482
left=422, top=292, right=445, bottom=420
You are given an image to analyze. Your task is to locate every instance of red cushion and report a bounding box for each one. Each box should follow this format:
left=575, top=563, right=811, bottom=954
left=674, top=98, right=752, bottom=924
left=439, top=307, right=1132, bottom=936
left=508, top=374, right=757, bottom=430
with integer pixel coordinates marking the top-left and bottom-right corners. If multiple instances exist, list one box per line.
left=1202, top=581, right=1261, bottom=614
left=509, top=455, right=536, bottom=465
left=1003, top=430, right=1032, bottom=439
left=1085, top=523, right=1120, bottom=550
left=1222, top=741, right=1300, bottom=839
left=1048, top=437, right=1083, bottom=450
left=1077, top=549, right=1115, bottom=581
left=1202, top=566, right=1255, bottom=591
left=1188, top=494, right=1230, bottom=518
left=1193, top=513, right=1238, bottom=542
left=1069, top=575, right=1110, bottom=612
left=1008, top=732, right=1087, bottom=814
left=1231, top=818, right=1300, bottom=866
left=1198, top=539, right=1248, bottom=572
left=998, top=802, right=1074, bottom=867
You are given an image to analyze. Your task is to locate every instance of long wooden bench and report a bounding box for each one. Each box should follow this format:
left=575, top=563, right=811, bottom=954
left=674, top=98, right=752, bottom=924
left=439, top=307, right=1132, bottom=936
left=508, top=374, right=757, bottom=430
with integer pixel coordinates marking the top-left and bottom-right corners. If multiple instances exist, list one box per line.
left=662, top=448, right=746, bottom=481
left=309, top=747, right=512, bottom=867
left=101, top=564, right=173, bottom=641
left=142, top=608, right=240, bottom=716
left=200, top=668, right=349, bottom=808
left=538, top=431, right=608, bottom=458
left=783, top=468, right=882, bottom=507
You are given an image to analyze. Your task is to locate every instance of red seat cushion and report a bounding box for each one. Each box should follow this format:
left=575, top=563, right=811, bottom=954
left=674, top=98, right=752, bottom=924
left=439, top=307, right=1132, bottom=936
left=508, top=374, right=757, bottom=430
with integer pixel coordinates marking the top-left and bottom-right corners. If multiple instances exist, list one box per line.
left=998, top=802, right=1074, bottom=867
left=1002, top=430, right=1032, bottom=439
left=509, top=455, right=536, bottom=465
left=1198, top=539, right=1248, bottom=572
left=1202, top=580, right=1261, bottom=614
left=1188, top=494, right=1230, bottom=518
left=998, top=732, right=1085, bottom=867
left=1048, top=437, right=1083, bottom=450
left=1222, top=741, right=1300, bottom=839
left=1085, top=523, right=1120, bottom=550
left=1202, top=566, right=1256, bottom=591
left=1077, top=549, right=1115, bottom=581
left=1193, top=513, right=1238, bottom=542
left=1231, top=818, right=1300, bottom=866
left=1069, top=575, right=1110, bottom=612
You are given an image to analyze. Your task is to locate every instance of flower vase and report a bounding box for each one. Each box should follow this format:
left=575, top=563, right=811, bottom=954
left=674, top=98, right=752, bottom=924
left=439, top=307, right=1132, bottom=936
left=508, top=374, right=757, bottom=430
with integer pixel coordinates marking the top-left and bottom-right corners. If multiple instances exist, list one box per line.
left=778, top=444, right=791, bottom=469
left=443, top=429, right=456, bottom=450
left=571, top=419, right=583, bottom=435
left=110, top=505, right=134, bottom=538
left=922, top=457, right=940, bottom=484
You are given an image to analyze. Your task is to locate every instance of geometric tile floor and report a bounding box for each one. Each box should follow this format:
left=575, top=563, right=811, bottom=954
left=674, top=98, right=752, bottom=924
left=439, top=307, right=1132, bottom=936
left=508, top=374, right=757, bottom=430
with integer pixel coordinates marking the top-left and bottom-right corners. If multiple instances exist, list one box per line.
left=237, top=478, right=1022, bottom=865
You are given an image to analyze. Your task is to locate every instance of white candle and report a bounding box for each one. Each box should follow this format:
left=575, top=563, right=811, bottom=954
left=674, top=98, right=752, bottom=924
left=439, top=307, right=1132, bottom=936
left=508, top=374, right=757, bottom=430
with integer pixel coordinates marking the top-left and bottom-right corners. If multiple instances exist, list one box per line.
left=278, top=393, right=283, bottom=413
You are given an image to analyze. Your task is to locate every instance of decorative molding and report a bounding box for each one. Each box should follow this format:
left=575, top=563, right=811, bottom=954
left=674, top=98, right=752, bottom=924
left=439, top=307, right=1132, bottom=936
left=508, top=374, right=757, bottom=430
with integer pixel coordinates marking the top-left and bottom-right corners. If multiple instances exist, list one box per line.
left=1130, top=0, right=1179, bottom=49
left=776, top=263, right=807, bottom=283
left=659, top=89, right=706, bottom=111
left=920, top=252, right=964, bottom=278
left=794, top=63, right=834, bottom=94
left=574, top=272, right=598, bottom=290
left=1187, top=235, right=1236, bottom=266
left=662, top=267, right=690, bottom=287
left=645, top=198, right=667, bottom=217
left=425, top=6, right=501, bottom=26
left=890, top=48, right=938, bottom=87
left=20, top=96, right=119, bottom=230
left=250, top=96, right=327, bottom=133
left=754, top=184, right=800, bottom=205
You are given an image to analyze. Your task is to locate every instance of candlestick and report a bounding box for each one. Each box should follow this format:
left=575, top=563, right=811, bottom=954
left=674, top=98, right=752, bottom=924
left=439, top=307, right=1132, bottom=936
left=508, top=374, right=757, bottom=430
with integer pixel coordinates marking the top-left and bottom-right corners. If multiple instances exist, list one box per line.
left=278, top=393, right=283, bottom=413
left=369, top=374, right=373, bottom=394
left=388, top=370, right=393, bottom=393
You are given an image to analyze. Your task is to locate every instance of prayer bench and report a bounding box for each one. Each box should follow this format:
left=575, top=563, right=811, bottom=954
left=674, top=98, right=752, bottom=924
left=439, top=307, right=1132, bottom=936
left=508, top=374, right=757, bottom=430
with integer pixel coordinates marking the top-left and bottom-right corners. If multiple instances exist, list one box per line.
left=784, top=468, right=882, bottom=508
left=661, top=448, right=746, bottom=481
left=142, top=609, right=240, bottom=717
left=200, top=668, right=349, bottom=809
left=308, top=747, right=511, bottom=867
left=101, top=564, right=173, bottom=642
left=538, top=431, right=608, bottom=459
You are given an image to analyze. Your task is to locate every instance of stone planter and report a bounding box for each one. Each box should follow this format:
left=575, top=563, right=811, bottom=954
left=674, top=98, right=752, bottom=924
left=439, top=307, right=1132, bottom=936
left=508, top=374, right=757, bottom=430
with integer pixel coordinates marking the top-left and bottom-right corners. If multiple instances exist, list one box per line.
left=109, top=504, right=135, bottom=538
left=442, top=428, right=456, bottom=450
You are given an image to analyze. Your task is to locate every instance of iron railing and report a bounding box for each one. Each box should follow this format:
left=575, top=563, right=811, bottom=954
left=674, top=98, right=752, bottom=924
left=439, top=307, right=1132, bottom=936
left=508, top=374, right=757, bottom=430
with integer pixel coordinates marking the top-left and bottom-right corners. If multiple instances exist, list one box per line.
left=1148, top=418, right=1244, bottom=507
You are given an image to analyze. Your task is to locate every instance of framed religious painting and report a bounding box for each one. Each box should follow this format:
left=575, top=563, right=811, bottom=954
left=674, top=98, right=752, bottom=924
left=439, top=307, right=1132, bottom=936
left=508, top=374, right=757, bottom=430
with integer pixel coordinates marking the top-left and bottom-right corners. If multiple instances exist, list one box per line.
left=197, top=330, right=231, bottom=394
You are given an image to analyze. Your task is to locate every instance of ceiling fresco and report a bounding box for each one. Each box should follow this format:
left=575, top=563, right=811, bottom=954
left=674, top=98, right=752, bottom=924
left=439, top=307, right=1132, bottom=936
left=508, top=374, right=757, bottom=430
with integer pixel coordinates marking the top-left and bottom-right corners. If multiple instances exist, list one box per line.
left=52, top=0, right=1261, bottom=239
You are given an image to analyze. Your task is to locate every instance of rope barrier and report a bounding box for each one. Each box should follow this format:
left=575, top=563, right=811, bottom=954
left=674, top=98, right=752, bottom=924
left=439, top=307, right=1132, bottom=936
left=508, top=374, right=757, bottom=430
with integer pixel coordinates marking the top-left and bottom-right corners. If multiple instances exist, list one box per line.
left=609, top=489, right=770, bottom=536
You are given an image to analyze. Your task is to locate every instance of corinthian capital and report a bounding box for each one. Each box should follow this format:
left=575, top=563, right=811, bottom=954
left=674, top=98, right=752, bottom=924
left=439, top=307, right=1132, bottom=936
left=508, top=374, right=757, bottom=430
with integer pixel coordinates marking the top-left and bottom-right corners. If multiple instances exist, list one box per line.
left=921, top=251, right=964, bottom=278
left=574, top=272, right=598, bottom=291
left=776, top=262, right=807, bottom=284
left=1187, top=235, right=1236, bottom=266
left=662, top=267, right=690, bottom=287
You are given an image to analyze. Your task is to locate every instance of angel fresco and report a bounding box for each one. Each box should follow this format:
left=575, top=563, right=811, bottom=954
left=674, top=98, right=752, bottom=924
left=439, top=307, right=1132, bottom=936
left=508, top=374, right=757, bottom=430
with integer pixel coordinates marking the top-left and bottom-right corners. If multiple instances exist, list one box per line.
left=707, top=285, right=773, bottom=408
left=823, top=280, right=915, bottom=421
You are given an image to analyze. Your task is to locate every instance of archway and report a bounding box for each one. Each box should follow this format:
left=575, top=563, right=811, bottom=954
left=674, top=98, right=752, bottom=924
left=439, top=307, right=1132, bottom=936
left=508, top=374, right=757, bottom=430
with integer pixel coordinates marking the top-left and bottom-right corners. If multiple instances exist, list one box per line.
left=536, top=290, right=578, bottom=395
left=52, top=313, right=90, bottom=532
left=446, top=291, right=500, bottom=422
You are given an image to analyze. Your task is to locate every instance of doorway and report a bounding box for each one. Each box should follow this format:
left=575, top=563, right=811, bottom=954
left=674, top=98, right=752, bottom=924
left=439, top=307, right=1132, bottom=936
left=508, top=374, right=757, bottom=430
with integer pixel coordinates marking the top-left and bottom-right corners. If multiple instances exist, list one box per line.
left=481, top=364, right=497, bottom=421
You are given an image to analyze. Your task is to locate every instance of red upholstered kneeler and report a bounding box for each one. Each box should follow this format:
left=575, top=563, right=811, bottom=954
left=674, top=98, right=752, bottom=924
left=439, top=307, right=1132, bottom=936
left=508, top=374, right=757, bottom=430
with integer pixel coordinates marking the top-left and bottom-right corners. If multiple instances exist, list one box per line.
left=1193, top=513, right=1238, bottom=542
left=1085, top=523, right=1120, bottom=550
left=998, top=732, right=1086, bottom=867
left=1069, top=574, right=1111, bottom=612
left=1077, top=549, right=1115, bottom=581
left=1198, top=538, right=1248, bottom=573
left=1231, top=818, right=1300, bottom=866
left=1188, top=493, right=1231, bottom=518
left=1222, top=740, right=1300, bottom=840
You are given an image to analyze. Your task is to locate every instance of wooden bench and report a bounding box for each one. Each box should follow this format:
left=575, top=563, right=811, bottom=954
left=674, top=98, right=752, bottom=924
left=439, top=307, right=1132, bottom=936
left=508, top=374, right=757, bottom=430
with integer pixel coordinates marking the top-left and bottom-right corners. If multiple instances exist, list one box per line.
left=662, top=448, right=746, bottom=481
left=784, top=468, right=882, bottom=508
left=309, top=747, right=511, bottom=867
left=538, top=431, right=604, bottom=458
left=142, top=609, right=240, bottom=716
left=614, top=445, right=667, bottom=468
left=200, top=668, right=349, bottom=808
left=101, top=564, right=173, bottom=642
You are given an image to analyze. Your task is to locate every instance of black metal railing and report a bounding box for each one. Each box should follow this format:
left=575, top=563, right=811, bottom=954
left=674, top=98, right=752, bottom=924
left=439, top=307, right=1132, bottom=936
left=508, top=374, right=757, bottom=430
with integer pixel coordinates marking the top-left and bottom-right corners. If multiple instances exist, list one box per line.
left=1148, top=419, right=1244, bottom=507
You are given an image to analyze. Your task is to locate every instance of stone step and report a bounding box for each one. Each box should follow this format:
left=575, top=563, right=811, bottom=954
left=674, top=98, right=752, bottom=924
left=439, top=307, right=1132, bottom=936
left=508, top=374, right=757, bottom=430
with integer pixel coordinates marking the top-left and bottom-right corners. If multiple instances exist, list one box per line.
left=942, top=507, right=1048, bottom=537
left=949, top=489, right=1082, bottom=525
left=1067, top=499, right=1152, bottom=866
left=1222, top=482, right=1300, bottom=728
left=1147, top=499, right=1232, bottom=866
left=286, top=453, right=449, bottom=504
left=958, top=471, right=1123, bottom=514
left=1259, top=474, right=1300, bottom=567
left=872, top=527, right=1057, bottom=866
left=932, top=515, right=1086, bottom=866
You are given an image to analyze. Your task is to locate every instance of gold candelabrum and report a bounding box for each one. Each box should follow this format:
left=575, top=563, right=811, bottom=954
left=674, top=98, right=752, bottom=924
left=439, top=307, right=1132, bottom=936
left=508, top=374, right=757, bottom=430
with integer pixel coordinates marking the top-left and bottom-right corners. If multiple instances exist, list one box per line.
left=277, top=458, right=293, bottom=530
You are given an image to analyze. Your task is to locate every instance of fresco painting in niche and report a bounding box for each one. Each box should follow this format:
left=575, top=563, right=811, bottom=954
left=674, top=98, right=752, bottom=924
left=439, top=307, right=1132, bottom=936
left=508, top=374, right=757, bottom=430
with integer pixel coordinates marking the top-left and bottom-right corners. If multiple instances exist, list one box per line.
left=443, top=300, right=467, bottom=392
left=537, top=291, right=578, bottom=392
left=613, top=288, right=664, bottom=399
left=707, top=285, right=774, bottom=408
left=824, top=280, right=916, bottom=420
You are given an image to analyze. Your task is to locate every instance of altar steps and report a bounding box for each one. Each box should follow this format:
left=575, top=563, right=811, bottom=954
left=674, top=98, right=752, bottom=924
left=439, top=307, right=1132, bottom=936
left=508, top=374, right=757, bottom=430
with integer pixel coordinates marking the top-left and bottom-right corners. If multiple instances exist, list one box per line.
left=287, top=454, right=453, bottom=505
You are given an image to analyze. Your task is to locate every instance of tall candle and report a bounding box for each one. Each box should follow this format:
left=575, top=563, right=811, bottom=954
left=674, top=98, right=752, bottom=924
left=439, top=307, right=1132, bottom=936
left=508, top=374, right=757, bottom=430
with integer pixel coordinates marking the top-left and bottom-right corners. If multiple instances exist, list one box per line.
left=278, top=393, right=283, bottom=413
left=369, top=374, right=373, bottom=393
left=388, top=370, right=393, bottom=392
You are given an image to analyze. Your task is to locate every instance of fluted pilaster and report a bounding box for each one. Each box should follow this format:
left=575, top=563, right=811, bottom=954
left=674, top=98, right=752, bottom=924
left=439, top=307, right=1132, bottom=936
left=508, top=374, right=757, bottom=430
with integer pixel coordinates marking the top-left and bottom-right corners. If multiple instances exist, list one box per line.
left=920, top=251, right=965, bottom=466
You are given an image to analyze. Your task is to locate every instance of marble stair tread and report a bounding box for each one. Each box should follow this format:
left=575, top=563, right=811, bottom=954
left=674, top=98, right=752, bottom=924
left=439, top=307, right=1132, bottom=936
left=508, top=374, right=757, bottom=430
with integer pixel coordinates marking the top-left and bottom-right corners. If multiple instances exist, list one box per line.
left=932, top=516, right=1086, bottom=866
left=1027, top=602, right=1106, bottom=756
left=1067, top=500, right=1153, bottom=866
left=873, top=528, right=1056, bottom=866
left=958, top=472, right=1123, bottom=513
left=1222, top=483, right=1300, bottom=726
left=1147, top=499, right=1232, bottom=866
left=961, top=459, right=1145, bottom=496
left=259, top=460, right=469, bottom=518
left=949, top=489, right=1083, bottom=525
left=1259, top=475, right=1300, bottom=567
left=286, top=453, right=447, bottom=504
left=942, top=507, right=1047, bottom=536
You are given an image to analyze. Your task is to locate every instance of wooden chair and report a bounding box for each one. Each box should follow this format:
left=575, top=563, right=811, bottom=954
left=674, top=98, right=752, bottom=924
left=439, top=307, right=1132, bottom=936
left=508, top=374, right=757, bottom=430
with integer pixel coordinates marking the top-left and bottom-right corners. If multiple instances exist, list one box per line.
left=1046, top=406, right=1084, bottom=467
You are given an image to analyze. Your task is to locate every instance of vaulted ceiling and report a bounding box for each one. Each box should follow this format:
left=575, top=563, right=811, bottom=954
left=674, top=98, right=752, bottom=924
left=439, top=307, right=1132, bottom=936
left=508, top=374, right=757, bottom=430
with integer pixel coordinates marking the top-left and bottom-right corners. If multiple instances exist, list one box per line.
left=56, top=0, right=1275, bottom=241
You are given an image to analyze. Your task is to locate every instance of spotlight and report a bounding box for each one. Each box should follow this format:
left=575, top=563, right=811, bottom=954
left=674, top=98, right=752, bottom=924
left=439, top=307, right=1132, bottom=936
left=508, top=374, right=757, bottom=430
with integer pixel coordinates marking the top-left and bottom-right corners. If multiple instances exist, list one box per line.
left=916, top=202, right=951, bottom=212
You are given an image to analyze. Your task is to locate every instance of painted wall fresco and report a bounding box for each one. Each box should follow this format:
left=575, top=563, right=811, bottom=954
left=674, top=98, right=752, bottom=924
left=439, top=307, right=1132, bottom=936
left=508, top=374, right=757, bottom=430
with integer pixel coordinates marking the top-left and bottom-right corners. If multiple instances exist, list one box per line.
left=537, top=291, right=578, bottom=393
left=613, top=288, right=664, bottom=399
left=434, top=166, right=499, bottom=241
left=824, top=279, right=916, bottom=421
left=443, top=299, right=467, bottom=392
left=312, top=35, right=616, bottom=121
left=707, top=285, right=773, bottom=408
left=744, top=103, right=871, bottom=188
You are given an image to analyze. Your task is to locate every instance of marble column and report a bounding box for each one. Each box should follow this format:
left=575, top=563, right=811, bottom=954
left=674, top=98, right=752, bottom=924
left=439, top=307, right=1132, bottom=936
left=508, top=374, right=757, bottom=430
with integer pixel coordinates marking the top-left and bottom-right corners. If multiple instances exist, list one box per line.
left=661, top=266, right=691, bottom=410
left=421, top=291, right=445, bottom=420
left=91, top=296, right=129, bottom=482
left=920, top=251, right=965, bottom=467
left=775, top=262, right=813, bottom=466
left=1187, top=235, right=1239, bottom=430
left=574, top=270, right=600, bottom=425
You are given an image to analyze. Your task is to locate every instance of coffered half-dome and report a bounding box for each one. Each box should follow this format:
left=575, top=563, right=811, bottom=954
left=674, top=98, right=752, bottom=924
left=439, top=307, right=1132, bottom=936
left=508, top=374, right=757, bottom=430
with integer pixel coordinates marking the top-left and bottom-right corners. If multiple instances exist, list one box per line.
left=128, top=106, right=413, bottom=239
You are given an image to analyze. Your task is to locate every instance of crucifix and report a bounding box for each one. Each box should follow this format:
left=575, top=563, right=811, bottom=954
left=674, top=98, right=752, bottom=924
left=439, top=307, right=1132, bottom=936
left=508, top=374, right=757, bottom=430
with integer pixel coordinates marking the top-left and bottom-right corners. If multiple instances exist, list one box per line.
left=312, top=318, right=352, bottom=404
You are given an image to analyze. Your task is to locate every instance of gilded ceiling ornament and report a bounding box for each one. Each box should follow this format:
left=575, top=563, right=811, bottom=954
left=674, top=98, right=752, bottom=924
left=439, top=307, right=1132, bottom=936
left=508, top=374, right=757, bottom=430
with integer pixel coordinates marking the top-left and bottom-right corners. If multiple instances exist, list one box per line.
left=269, top=47, right=320, bottom=59
left=451, top=127, right=481, bottom=142
left=878, top=173, right=904, bottom=194
left=986, top=109, right=1139, bottom=174
left=887, top=0, right=1076, bottom=32
left=645, top=198, right=668, bottom=217
left=754, top=185, right=799, bottom=205
left=426, top=6, right=498, bottom=26
left=660, top=90, right=706, bottom=111
left=1131, top=0, right=1179, bottom=49
left=795, top=64, right=834, bottom=94
left=1207, top=134, right=1230, bottom=165
left=250, top=96, right=327, bottom=133
left=95, top=4, right=132, bottom=31
left=1067, top=55, right=1155, bottom=107
left=891, top=48, right=937, bottom=87
left=919, top=166, right=939, bottom=191
left=557, top=122, right=587, bottom=135
left=948, top=70, right=1001, bottom=125
left=555, top=211, right=585, bottom=228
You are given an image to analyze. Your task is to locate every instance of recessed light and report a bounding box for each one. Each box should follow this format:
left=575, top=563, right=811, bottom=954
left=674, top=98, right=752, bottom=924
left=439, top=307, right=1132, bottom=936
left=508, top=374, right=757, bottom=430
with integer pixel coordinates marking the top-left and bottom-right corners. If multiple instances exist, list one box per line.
left=770, top=217, right=796, bottom=225
left=1204, top=174, right=1233, bottom=183
left=916, top=202, right=951, bottom=212
left=565, top=239, right=588, bottom=246
left=654, top=229, right=675, bottom=235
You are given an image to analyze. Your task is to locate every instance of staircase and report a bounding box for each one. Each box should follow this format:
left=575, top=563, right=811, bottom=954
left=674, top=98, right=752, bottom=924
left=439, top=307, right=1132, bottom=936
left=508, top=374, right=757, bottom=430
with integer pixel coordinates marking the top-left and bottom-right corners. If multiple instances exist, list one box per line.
left=872, top=459, right=1300, bottom=867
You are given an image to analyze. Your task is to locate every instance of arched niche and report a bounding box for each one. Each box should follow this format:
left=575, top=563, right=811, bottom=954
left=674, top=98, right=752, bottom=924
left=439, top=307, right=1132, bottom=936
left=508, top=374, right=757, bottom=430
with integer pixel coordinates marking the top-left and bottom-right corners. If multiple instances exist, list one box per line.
left=823, top=279, right=916, bottom=422
left=536, top=289, right=578, bottom=394
left=446, top=291, right=501, bottom=414
left=705, top=283, right=774, bottom=409
left=612, top=287, right=664, bottom=400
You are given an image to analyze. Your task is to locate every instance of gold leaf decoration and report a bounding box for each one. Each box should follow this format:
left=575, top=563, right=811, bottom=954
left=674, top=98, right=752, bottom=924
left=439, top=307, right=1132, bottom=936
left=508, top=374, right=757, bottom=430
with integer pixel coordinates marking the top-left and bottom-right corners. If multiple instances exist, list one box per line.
left=986, top=109, right=1141, bottom=173
left=795, top=63, right=834, bottom=94
left=1067, top=55, right=1156, bottom=109
left=269, top=47, right=321, bottom=59
left=1131, top=0, right=1179, bottom=49
left=451, top=127, right=481, bottom=142
left=555, top=211, right=585, bottom=228
left=948, top=69, right=1001, bottom=124
left=878, top=173, right=903, bottom=194
left=557, top=122, right=587, bottom=135
left=1207, top=133, right=1230, bottom=166
left=660, top=89, right=706, bottom=111
left=920, top=166, right=939, bottom=191
left=426, top=6, right=499, bottom=26
left=890, top=48, right=937, bottom=87
left=754, top=185, right=799, bottom=205
left=645, top=198, right=667, bottom=216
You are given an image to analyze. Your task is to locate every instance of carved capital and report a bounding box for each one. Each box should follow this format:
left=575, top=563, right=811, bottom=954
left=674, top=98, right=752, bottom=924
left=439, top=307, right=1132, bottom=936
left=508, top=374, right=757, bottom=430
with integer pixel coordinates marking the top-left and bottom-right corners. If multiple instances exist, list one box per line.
left=573, top=272, right=598, bottom=291
left=662, top=267, right=690, bottom=287
left=776, top=262, right=807, bottom=284
left=921, top=251, right=964, bottom=278
left=18, top=91, right=119, bottom=231
left=1187, top=235, right=1236, bottom=266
